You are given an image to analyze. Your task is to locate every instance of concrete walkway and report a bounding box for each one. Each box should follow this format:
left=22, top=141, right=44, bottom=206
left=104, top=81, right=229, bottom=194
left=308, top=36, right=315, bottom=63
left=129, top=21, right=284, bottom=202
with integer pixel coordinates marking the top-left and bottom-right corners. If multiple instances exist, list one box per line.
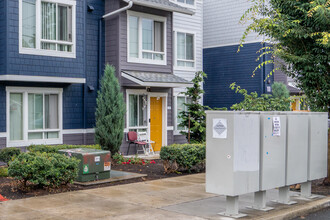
left=0, top=174, right=329, bottom=220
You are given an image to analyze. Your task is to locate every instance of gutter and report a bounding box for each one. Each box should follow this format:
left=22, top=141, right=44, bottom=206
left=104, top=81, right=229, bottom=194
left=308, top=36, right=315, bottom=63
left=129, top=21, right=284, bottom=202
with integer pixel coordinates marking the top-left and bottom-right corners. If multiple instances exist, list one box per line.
left=103, top=0, right=133, bottom=19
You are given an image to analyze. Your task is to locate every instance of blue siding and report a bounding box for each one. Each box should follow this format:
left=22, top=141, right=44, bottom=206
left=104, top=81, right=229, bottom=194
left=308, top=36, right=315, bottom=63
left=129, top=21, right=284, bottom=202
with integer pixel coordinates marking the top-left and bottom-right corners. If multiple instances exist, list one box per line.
left=0, top=0, right=6, bottom=75
left=0, top=0, right=105, bottom=133
left=203, top=42, right=274, bottom=109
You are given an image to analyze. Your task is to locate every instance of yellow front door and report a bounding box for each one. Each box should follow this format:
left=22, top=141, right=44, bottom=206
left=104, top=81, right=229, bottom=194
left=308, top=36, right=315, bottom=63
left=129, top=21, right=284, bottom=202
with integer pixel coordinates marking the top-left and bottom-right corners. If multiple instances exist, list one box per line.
left=150, top=97, right=163, bottom=151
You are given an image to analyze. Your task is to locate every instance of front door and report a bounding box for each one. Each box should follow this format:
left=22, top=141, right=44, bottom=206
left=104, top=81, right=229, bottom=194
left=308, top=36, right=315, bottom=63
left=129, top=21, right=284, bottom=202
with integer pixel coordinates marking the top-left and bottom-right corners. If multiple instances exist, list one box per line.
left=150, top=97, right=163, bottom=151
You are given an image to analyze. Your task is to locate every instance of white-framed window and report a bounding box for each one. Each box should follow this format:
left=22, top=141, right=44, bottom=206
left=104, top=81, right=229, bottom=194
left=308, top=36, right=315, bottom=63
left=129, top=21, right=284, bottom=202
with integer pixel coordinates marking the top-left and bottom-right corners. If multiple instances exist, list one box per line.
left=171, top=0, right=195, bottom=8
left=174, top=96, right=191, bottom=133
left=175, top=31, right=195, bottom=69
left=6, top=87, right=63, bottom=147
left=127, top=11, right=167, bottom=65
left=128, top=94, right=148, bottom=129
left=177, top=0, right=195, bottom=6
left=19, top=0, right=76, bottom=58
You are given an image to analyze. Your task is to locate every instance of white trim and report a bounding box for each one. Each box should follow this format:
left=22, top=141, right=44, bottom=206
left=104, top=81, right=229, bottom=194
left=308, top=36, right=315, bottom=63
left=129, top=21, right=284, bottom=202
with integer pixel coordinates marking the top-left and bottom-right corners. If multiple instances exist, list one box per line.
left=203, top=40, right=263, bottom=49
left=121, top=72, right=193, bottom=88
left=167, top=126, right=174, bottom=131
left=173, top=29, right=197, bottom=71
left=170, top=0, right=196, bottom=10
left=62, top=128, right=95, bottom=134
left=19, top=0, right=76, bottom=58
left=6, top=87, right=63, bottom=147
left=127, top=10, right=167, bottom=66
left=0, top=133, right=7, bottom=138
left=0, top=75, right=85, bottom=84
left=133, top=0, right=194, bottom=15
left=126, top=89, right=168, bottom=147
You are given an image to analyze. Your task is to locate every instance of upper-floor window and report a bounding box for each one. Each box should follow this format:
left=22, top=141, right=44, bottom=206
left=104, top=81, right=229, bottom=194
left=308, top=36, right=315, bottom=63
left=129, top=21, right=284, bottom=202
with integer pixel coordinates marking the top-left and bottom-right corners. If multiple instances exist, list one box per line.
left=127, top=11, right=167, bottom=65
left=20, top=0, right=76, bottom=58
left=176, top=31, right=195, bottom=69
left=177, top=0, right=195, bottom=6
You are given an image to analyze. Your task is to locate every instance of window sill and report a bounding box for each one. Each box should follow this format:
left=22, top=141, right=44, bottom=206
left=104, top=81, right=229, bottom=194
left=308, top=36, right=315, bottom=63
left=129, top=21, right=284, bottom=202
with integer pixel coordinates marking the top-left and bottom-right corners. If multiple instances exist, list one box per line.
left=174, top=65, right=196, bottom=72
left=128, top=58, right=167, bottom=66
left=7, top=138, right=63, bottom=148
left=19, top=48, right=76, bottom=59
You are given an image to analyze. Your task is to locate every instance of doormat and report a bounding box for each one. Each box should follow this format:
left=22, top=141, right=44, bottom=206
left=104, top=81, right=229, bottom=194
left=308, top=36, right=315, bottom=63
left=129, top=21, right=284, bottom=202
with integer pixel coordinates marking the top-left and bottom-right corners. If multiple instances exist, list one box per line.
left=0, top=194, right=9, bottom=202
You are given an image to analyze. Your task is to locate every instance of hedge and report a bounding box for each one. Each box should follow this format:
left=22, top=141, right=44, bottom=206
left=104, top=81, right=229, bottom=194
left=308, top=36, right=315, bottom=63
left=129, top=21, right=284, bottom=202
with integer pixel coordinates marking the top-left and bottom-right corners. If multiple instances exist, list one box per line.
left=27, top=144, right=101, bottom=153
left=160, top=144, right=205, bottom=173
left=8, top=152, right=79, bottom=188
left=0, top=148, right=21, bottom=165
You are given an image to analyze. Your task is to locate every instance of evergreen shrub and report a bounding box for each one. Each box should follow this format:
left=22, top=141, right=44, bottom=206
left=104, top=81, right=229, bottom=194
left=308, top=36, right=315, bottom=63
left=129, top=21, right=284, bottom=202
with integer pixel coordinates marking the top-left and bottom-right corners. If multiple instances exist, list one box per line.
left=27, top=144, right=101, bottom=153
left=0, top=148, right=21, bottom=165
left=8, top=152, right=79, bottom=188
left=160, top=144, right=205, bottom=173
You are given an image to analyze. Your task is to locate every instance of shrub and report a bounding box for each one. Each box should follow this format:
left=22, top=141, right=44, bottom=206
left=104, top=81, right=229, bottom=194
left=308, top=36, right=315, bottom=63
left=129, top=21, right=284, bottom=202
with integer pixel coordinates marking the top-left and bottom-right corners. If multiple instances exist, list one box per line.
left=272, top=82, right=290, bottom=99
left=160, top=144, right=205, bottom=173
left=95, top=65, right=126, bottom=155
left=0, top=148, right=21, bottom=165
left=0, top=167, right=8, bottom=177
left=28, top=144, right=101, bottom=153
left=8, top=152, right=79, bottom=188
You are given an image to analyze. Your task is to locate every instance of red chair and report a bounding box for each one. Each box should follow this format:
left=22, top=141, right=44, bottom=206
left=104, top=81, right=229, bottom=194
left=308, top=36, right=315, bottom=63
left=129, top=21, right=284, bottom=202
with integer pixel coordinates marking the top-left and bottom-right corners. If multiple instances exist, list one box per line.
left=126, top=131, right=147, bottom=155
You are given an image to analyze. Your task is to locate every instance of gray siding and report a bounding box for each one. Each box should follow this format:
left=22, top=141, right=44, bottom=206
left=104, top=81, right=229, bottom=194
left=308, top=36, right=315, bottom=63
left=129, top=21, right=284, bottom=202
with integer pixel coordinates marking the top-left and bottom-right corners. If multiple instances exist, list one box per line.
left=63, top=133, right=95, bottom=145
left=0, top=138, right=6, bottom=149
left=173, top=134, right=188, bottom=144
left=203, top=0, right=262, bottom=48
left=105, top=1, right=173, bottom=76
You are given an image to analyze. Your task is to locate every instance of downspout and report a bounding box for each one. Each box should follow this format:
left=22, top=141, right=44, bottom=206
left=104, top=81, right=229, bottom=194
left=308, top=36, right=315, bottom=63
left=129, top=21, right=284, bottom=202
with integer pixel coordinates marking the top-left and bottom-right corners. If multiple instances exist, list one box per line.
left=98, top=0, right=134, bottom=89
left=102, top=0, right=133, bottom=19
left=83, top=0, right=87, bottom=144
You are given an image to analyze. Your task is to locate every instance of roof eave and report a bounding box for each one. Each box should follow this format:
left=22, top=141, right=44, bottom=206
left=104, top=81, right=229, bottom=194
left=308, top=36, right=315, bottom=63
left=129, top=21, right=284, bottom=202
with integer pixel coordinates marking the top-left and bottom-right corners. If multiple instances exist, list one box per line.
left=132, top=1, right=195, bottom=15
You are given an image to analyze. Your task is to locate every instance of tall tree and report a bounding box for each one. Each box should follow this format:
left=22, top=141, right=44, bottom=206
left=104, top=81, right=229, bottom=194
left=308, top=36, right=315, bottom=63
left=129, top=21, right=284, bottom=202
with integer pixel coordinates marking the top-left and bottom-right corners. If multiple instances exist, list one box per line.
left=240, top=0, right=329, bottom=113
left=95, top=65, right=126, bottom=154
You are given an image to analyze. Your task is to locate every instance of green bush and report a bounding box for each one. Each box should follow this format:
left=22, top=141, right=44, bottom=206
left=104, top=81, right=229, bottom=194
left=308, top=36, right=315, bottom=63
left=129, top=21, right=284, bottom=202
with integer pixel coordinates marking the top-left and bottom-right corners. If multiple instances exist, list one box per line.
left=0, top=148, right=21, bottom=165
left=8, top=152, right=79, bottom=188
left=160, top=144, right=205, bottom=173
left=27, top=144, right=101, bottom=153
left=0, top=167, right=8, bottom=177
left=272, top=82, right=290, bottom=99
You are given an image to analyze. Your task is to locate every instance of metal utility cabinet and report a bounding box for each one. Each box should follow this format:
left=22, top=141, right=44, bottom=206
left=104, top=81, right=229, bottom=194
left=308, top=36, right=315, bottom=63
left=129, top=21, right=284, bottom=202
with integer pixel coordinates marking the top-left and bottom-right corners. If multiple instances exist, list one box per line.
left=59, top=148, right=111, bottom=182
left=206, top=111, right=260, bottom=197
left=259, top=112, right=287, bottom=191
left=286, top=112, right=309, bottom=186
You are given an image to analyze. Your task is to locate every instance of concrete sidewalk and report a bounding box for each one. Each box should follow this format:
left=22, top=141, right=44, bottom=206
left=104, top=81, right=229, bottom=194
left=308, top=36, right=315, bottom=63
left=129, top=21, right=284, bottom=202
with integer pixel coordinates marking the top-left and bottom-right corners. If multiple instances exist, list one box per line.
left=0, top=173, right=329, bottom=220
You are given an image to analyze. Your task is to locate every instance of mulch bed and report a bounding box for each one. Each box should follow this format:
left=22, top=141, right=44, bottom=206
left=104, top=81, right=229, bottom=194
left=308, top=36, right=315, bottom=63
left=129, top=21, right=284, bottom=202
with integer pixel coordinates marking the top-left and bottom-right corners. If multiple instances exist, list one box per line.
left=0, top=160, right=329, bottom=201
left=0, top=159, right=199, bottom=200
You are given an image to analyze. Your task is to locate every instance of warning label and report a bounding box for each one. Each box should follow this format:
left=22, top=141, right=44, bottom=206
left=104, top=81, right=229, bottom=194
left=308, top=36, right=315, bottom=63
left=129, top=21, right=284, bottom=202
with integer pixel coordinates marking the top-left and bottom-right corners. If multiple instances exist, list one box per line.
left=104, top=162, right=111, bottom=171
left=273, top=117, right=281, bottom=136
left=213, top=118, right=227, bottom=139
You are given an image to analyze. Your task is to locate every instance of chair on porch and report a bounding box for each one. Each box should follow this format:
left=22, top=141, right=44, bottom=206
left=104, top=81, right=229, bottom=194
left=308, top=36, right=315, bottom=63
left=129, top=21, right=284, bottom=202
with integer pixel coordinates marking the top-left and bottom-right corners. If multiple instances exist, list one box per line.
left=137, top=132, right=155, bottom=155
left=126, top=131, right=147, bottom=155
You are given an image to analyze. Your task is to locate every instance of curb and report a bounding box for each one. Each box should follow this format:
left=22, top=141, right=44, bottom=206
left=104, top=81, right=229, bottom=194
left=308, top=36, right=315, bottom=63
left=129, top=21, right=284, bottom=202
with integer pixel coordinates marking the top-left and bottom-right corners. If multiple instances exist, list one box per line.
left=252, top=196, right=330, bottom=220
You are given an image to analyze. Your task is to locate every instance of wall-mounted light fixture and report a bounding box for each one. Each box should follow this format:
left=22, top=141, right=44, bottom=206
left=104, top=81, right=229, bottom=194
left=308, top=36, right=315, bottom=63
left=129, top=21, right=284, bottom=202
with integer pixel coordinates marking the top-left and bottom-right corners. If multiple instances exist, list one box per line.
left=87, top=5, right=94, bottom=12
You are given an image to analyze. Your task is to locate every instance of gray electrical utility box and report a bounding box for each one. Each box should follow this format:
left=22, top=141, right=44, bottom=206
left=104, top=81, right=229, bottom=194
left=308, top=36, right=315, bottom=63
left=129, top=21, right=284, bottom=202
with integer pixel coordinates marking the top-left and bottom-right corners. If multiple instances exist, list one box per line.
left=259, top=112, right=287, bottom=191
left=308, top=112, right=328, bottom=181
left=206, top=111, right=260, bottom=196
left=286, top=112, right=309, bottom=186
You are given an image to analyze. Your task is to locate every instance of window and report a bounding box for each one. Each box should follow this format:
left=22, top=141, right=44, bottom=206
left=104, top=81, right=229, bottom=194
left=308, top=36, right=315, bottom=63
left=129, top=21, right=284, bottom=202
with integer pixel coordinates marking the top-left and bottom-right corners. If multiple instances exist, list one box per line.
left=128, top=11, right=166, bottom=65
left=177, top=0, right=195, bottom=6
left=176, top=32, right=195, bottom=68
left=128, top=94, right=148, bottom=128
left=175, top=96, right=191, bottom=131
left=7, top=87, right=63, bottom=147
left=20, top=0, right=76, bottom=58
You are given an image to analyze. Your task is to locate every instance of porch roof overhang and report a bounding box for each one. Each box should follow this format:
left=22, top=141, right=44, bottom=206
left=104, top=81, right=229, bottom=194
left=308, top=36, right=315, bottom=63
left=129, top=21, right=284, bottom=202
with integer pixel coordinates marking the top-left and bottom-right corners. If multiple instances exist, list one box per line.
left=124, top=0, right=195, bottom=15
left=0, top=75, right=86, bottom=84
left=121, top=71, right=193, bottom=88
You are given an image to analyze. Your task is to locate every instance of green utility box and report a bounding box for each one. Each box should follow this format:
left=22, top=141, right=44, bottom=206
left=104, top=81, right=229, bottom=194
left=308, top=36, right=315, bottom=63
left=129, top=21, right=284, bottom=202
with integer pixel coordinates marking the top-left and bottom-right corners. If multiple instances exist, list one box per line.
left=58, top=148, right=111, bottom=182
